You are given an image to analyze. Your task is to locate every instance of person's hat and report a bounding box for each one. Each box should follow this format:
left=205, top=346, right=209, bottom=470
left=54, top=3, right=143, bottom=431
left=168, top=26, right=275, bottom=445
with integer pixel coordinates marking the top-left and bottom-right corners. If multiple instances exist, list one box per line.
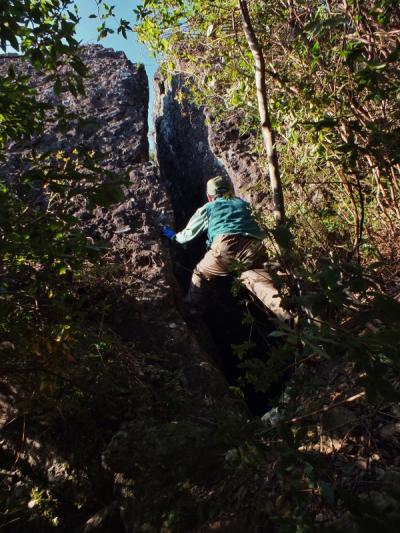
left=206, top=176, right=232, bottom=196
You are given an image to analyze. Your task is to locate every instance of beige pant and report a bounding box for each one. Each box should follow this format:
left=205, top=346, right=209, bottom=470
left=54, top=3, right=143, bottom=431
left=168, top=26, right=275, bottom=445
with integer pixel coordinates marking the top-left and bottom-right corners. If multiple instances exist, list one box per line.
left=239, top=269, right=292, bottom=323
left=186, top=234, right=264, bottom=307
left=186, top=235, right=292, bottom=323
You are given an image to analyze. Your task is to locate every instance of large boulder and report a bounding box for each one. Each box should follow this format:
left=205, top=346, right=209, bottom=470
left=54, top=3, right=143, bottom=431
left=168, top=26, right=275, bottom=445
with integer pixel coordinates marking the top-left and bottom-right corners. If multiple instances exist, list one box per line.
left=153, top=72, right=268, bottom=225
left=0, top=45, right=149, bottom=178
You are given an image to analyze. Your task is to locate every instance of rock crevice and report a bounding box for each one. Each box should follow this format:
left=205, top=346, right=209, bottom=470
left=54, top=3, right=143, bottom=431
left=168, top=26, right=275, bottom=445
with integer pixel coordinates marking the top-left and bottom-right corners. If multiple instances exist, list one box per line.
left=1, top=45, right=237, bottom=532
left=153, top=72, right=268, bottom=228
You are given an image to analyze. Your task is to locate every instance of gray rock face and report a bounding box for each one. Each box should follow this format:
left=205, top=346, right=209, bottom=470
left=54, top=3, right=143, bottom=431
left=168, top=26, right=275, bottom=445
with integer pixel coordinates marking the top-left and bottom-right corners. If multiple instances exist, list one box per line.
left=207, top=114, right=268, bottom=208
left=153, top=73, right=227, bottom=226
left=0, top=45, right=149, bottom=177
left=1, top=45, right=232, bottom=532
left=153, top=73, right=268, bottom=225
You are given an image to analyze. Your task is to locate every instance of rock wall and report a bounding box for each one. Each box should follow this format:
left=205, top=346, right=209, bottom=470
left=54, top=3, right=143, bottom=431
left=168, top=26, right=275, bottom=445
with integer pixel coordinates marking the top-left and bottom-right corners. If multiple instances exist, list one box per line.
left=153, top=73, right=268, bottom=226
left=1, top=45, right=235, bottom=532
left=0, top=45, right=149, bottom=178
left=153, top=73, right=227, bottom=226
left=207, top=114, right=268, bottom=208
left=153, top=72, right=277, bottom=418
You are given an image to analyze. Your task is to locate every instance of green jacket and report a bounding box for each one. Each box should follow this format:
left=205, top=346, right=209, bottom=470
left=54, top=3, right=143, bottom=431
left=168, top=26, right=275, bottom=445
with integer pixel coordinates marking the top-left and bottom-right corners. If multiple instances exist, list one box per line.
left=175, top=197, right=263, bottom=248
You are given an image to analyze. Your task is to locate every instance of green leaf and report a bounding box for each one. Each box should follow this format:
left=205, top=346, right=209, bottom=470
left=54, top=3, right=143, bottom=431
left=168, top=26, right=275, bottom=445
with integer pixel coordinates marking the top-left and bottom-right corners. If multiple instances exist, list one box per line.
left=54, top=77, right=62, bottom=95
left=312, top=41, right=320, bottom=56
left=231, top=340, right=256, bottom=359
left=269, top=330, right=287, bottom=337
left=7, top=64, right=15, bottom=79
left=89, top=183, right=124, bottom=207
left=30, top=48, right=45, bottom=70
left=71, top=57, right=88, bottom=77
left=67, top=79, right=78, bottom=97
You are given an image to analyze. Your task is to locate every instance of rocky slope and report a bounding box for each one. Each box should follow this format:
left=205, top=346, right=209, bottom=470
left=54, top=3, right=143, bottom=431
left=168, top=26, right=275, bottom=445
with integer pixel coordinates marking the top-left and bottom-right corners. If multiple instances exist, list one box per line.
left=3, top=44, right=399, bottom=533
left=0, top=45, right=149, bottom=176
left=0, top=45, right=236, bottom=532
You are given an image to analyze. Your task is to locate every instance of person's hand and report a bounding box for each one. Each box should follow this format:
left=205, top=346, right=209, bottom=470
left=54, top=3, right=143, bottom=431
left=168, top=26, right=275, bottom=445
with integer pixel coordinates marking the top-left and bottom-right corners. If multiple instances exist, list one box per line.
left=162, top=226, right=176, bottom=240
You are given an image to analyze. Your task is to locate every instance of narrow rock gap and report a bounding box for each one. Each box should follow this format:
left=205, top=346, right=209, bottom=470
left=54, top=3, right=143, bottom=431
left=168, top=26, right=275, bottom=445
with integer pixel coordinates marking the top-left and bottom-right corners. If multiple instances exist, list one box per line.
left=153, top=74, right=290, bottom=415
left=166, top=190, right=285, bottom=416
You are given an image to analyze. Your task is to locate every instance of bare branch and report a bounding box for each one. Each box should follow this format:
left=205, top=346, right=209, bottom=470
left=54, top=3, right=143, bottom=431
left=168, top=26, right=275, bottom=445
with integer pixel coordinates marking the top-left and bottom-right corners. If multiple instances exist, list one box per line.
left=238, top=0, right=285, bottom=224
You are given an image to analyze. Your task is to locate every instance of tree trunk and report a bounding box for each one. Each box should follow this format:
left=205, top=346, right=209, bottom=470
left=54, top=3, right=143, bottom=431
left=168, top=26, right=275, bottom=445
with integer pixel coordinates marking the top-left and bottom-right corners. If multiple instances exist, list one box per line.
left=238, top=0, right=285, bottom=224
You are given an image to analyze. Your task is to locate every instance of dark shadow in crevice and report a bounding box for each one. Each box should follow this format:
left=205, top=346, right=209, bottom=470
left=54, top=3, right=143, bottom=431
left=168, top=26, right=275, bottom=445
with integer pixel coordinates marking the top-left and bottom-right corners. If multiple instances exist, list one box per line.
left=171, top=239, right=288, bottom=416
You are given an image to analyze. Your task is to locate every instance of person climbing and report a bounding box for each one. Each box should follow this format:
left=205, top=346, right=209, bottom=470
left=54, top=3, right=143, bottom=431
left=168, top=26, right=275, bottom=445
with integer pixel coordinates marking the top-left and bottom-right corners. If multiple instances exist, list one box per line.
left=162, top=175, right=265, bottom=313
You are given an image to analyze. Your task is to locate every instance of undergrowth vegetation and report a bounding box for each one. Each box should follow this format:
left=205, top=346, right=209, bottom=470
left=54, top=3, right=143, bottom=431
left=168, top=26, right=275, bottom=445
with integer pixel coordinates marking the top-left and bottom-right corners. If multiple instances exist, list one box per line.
left=1, top=0, right=400, bottom=531
left=134, top=0, right=400, bottom=529
left=0, top=0, right=124, bottom=382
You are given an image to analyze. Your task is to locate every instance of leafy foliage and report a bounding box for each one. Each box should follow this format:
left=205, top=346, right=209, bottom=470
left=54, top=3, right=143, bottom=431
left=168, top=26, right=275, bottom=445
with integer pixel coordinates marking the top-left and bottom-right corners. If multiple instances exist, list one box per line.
left=135, top=0, right=400, bottom=264
left=0, top=1, right=126, bottom=378
left=0, top=5, right=129, bottom=526
left=1, top=1, right=400, bottom=531
left=132, top=0, right=400, bottom=529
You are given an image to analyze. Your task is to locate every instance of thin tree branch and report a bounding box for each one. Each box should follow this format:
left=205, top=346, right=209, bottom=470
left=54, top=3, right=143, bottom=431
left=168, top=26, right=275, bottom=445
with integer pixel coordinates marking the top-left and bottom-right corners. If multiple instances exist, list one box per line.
left=238, top=0, right=285, bottom=224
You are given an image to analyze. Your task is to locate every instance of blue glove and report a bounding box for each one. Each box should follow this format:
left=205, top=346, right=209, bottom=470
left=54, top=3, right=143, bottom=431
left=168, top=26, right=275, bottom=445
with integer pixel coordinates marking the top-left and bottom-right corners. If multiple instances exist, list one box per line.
left=162, top=226, right=176, bottom=240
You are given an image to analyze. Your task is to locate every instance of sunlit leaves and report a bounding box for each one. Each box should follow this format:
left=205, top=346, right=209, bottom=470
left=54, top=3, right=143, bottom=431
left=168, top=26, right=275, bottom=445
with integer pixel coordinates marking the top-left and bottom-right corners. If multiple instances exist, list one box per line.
left=88, top=1, right=133, bottom=41
left=135, top=0, right=399, bottom=261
